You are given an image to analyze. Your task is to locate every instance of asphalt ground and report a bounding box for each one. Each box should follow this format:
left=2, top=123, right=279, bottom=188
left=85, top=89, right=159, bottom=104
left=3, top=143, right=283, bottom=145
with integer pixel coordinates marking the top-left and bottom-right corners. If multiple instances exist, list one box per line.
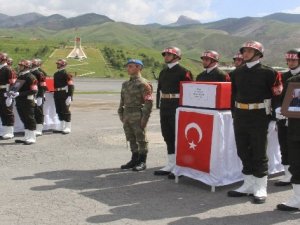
left=0, top=78, right=299, bottom=225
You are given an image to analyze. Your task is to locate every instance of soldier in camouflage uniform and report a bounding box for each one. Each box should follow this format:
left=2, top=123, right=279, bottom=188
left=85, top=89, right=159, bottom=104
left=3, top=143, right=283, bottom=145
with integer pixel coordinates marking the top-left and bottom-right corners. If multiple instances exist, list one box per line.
left=118, top=59, right=153, bottom=171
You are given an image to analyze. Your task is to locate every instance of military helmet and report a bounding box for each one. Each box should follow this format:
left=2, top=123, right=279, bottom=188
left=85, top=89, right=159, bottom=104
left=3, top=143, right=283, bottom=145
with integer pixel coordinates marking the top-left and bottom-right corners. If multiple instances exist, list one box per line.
left=161, top=47, right=182, bottom=59
left=125, top=59, right=144, bottom=67
left=0, top=52, right=8, bottom=62
left=32, top=58, right=42, bottom=67
left=18, top=59, right=32, bottom=68
left=285, top=49, right=300, bottom=60
left=233, top=53, right=243, bottom=60
left=56, top=59, right=67, bottom=67
left=240, top=40, right=264, bottom=57
left=201, top=50, right=220, bottom=62
left=7, top=57, right=13, bottom=66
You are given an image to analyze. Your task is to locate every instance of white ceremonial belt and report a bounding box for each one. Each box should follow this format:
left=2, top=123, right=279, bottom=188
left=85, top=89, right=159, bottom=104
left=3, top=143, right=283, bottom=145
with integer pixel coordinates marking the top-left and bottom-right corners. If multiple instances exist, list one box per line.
left=55, top=86, right=68, bottom=91
left=161, top=93, right=180, bottom=99
left=27, top=95, right=34, bottom=100
left=0, top=84, right=8, bottom=89
left=235, top=102, right=265, bottom=110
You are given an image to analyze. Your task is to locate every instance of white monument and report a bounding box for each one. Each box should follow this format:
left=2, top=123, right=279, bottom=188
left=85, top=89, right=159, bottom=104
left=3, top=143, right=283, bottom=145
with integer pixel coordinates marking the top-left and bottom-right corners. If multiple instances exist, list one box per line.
left=67, top=37, right=87, bottom=59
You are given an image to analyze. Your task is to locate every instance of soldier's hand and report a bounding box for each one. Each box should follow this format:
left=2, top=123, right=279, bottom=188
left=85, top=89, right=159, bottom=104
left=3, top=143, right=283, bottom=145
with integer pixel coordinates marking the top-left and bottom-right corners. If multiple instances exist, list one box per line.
left=36, top=97, right=43, bottom=106
left=5, top=97, right=13, bottom=107
left=65, top=96, right=72, bottom=105
left=9, top=91, right=19, bottom=98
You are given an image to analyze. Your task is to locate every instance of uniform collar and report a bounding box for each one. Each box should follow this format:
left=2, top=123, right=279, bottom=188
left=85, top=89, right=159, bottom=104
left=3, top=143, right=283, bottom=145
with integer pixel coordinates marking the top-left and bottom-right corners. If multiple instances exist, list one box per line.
left=206, top=64, right=218, bottom=73
left=167, top=62, right=179, bottom=69
left=0, top=63, right=7, bottom=69
left=246, top=60, right=260, bottom=68
left=19, top=70, right=30, bottom=76
left=290, top=66, right=300, bottom=76
left=130, top=74, right=141, bottom=80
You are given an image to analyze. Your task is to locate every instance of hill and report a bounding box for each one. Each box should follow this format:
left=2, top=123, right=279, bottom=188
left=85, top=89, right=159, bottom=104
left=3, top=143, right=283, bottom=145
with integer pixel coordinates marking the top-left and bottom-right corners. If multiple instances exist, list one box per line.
left=1, top=12, right=300, bottom=76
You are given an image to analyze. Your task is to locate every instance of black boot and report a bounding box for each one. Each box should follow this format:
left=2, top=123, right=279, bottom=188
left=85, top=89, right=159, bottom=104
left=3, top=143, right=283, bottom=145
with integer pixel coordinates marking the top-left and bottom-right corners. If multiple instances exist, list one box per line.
left=121, top=152, right=139, bottom=169
left=132, top=154, right=147, bottom=171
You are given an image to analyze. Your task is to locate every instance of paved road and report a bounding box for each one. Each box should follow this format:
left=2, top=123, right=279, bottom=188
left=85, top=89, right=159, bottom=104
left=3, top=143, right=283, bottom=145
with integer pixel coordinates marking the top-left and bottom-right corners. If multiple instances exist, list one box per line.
left=0, top=78, right=299, bottom=225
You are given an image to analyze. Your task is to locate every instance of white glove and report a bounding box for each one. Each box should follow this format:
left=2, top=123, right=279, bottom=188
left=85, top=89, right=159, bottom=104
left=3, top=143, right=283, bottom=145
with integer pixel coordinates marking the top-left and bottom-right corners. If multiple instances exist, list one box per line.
left=65, top=96, right=72, bottom=106
left=9, top=91, right=19, bottom=98
left=5, top=97, right=13, bottom=107
left=275, top=107, right=286, bottom=120
left=36, top=97, right=43, bottom=106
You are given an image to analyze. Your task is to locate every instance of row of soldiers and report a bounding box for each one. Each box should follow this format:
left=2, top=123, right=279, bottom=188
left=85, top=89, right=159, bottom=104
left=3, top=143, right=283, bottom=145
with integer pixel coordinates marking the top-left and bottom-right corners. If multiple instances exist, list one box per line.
left=118, top=41, right=300, bottom=212
left=0, top=53, right=74, bottom=145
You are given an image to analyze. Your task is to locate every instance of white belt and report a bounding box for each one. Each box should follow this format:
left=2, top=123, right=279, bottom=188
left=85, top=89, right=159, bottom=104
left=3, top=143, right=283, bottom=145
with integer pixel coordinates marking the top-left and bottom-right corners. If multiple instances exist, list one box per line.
left=235, top=102, right=265, bottom=110
left=0, top=84, right=8, bottom=89
left=27, top=95, right=34, bottom=100
left=161, top=93, right=180, bottom=99
left=55, top=86, right=68, bottom=91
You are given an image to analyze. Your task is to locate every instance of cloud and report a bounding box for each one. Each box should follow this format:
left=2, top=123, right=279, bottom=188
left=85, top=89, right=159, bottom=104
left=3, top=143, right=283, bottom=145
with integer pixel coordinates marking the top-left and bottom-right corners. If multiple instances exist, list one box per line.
left=284, top=6, right=300, bottom=14
left=0, top=0, right=216, bottom=24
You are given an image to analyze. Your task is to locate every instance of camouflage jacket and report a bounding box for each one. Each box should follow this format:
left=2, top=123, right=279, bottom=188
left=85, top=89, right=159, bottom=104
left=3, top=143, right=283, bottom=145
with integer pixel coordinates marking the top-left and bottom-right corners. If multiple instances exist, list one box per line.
left=118, top=75, right=153, bottom=122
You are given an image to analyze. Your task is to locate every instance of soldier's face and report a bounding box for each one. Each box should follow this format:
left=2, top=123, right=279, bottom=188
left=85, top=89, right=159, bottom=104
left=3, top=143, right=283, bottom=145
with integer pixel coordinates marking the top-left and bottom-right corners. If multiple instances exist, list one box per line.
left=163, top=53, right=177, bottom=63
left=233, top=58, right=243, bottom=67
left=286, top=59, right=299, bottom=70
left=202, top=57, right=216, bottom=68
left=242, top=48, right=257, bottom=62
left=127, top=64, right=140, bottom=75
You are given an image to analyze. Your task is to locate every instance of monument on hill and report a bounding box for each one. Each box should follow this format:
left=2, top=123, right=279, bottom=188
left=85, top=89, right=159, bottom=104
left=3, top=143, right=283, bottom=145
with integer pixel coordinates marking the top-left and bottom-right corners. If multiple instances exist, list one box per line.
left=67, top=37, right=87, bottom=59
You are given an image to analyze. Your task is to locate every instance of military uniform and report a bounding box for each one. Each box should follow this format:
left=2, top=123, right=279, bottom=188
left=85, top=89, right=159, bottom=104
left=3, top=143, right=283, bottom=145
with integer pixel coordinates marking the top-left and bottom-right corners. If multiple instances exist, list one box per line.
left=277, top=74, right=300, bottom=211
left=31, top=68, right=47, bottom=128
left=158, top=64, right=192, bottom=154
left=276, top=70, right=298, bottom=169
left=15, top=70, right=38, bottom=144
left=118, top=74, right=153, bottom=170
left=196, top=67, right=229, bottom=82
left=53, top=69, right=74, bottom=125
left=0, top=63, right=16, bottom=138
left=231, top=63, right=280, bottom=177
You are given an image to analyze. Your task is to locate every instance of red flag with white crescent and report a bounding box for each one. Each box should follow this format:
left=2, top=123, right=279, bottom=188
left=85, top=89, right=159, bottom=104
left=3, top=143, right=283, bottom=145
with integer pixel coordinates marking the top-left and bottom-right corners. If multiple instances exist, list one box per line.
left=176, top=111, right=214, bottom=173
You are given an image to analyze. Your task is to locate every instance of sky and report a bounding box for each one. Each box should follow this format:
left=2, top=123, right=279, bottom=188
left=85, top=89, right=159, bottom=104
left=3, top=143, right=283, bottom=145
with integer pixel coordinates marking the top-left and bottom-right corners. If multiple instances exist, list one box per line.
left=0, top=0, right=300, bottom=25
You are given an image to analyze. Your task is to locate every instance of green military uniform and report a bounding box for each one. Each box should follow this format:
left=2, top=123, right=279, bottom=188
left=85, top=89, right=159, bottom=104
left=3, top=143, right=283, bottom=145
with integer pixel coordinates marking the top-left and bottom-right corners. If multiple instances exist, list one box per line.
left=118, top=74, right=153, bottom=170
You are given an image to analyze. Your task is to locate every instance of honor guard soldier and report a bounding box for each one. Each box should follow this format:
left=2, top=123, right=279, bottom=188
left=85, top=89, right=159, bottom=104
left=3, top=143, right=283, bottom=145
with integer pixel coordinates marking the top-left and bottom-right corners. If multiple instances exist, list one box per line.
left=31, top=59, right=47, bottom=136
left=274, top=49, right=300, bottom=187
left=118, top=59, right=153, bottom=171
left=0, top=53, right=17, bottom=139
left=53, top=59, right=74, bottom=134
left=153, top=47, right=193, bottom=179
left=228, top=41, right=282, bottom=204
left=277, top=60, right=300, bottom=211
left=14, top=60, right=38, bottom=145
left=196, top=50, right=230, bottom=82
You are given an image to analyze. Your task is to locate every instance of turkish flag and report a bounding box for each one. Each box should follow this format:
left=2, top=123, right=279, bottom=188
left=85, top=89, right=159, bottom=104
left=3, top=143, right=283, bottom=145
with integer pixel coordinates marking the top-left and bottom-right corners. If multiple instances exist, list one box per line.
left=176, top=111, right=214, bottom=173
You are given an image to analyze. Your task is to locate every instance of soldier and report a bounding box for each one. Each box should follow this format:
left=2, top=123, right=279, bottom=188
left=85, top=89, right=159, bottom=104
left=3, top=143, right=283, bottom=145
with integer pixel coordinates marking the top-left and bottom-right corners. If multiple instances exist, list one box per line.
left=228, top=41, right=282, bottom=204
left=118, top=59, right=153, bottom=171
left=53, top=59, right=74, bottom=134
left=31, top=59, right=47, bottom=136
left=196, top=50, right=230, bottom=82
left=277, top=73, right=300, bottom=211
left=232, top=52, right=244, bottom=68
left=274, top=49, right=300, bottom=187
left=13, top=60, right=38, bottom=145
left=0, top=53, right=17, bottom=139
left=153, top=47, right=193, bottom=179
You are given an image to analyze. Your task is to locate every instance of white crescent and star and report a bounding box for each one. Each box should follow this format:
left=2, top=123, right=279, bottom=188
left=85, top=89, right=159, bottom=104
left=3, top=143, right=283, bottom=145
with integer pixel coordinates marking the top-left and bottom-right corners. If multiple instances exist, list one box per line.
left=184, top=122, right=203, bottom=150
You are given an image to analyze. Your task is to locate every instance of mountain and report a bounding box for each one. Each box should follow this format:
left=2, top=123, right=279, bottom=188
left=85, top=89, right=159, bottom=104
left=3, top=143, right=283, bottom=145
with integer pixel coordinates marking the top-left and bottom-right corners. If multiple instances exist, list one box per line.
left=0, top=13, right=114, bottom=30
left=263, top=12, right=300, bottom=23
left=169, top=15, right=201, bottom=26
left=0, top=12, right=44, bottom=28
left=1, top=12, right=300, bottom=67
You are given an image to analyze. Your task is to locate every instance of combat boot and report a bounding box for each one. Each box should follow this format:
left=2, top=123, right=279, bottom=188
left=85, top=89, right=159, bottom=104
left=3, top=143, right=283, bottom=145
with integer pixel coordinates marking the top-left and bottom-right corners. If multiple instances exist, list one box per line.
left=132, top=154, right=147, bottom=171
left=121, top=152, right=139, bottom=169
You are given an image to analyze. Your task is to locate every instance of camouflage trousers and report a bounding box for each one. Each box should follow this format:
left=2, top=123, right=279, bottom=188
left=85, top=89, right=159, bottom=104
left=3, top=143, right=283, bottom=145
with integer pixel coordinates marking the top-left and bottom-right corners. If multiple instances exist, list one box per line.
left=123, top=111, right=148, bottom=155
